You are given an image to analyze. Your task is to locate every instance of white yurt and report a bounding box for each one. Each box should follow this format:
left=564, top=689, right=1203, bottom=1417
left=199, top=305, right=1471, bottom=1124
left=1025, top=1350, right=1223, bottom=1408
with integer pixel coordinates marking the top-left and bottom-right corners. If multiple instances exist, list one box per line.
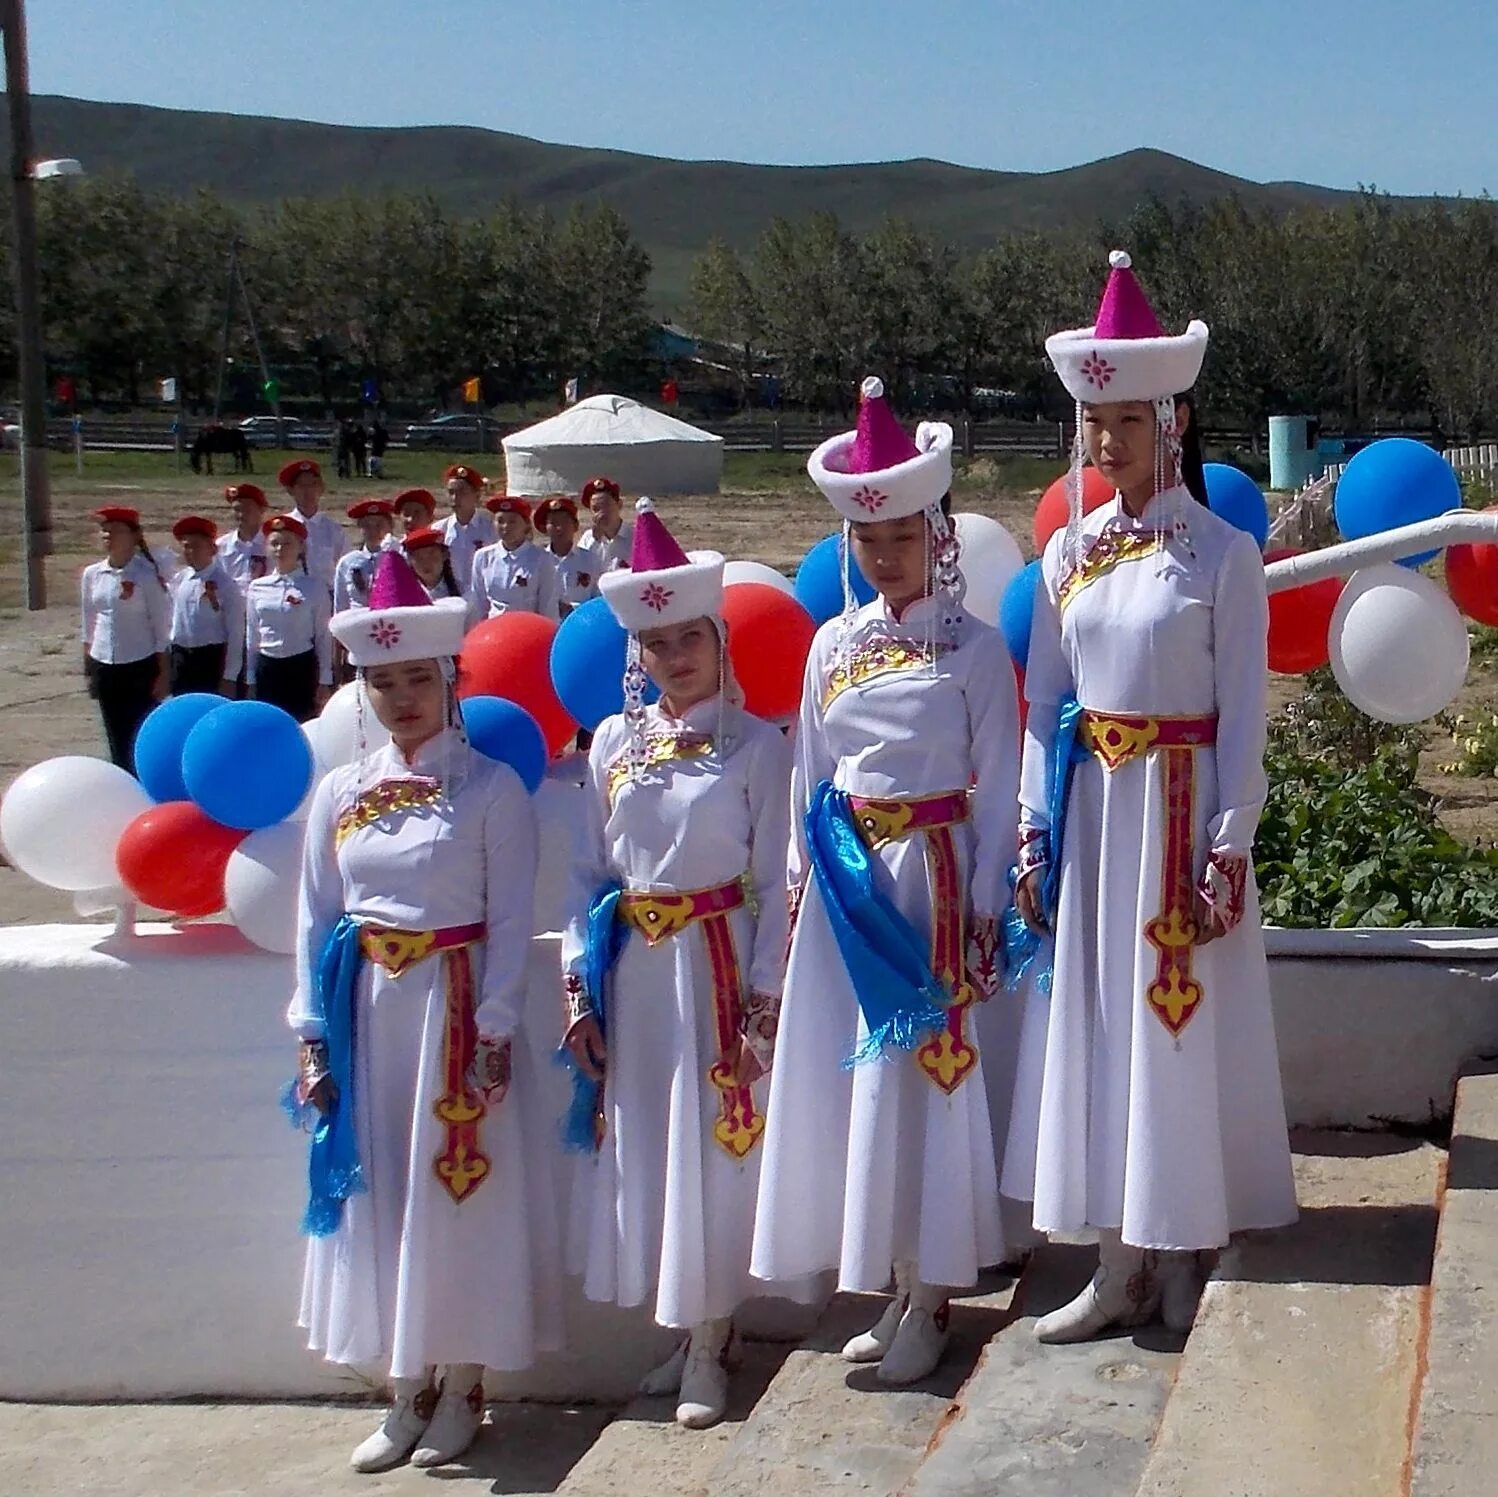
left=502, top=394, right=724, bottom=496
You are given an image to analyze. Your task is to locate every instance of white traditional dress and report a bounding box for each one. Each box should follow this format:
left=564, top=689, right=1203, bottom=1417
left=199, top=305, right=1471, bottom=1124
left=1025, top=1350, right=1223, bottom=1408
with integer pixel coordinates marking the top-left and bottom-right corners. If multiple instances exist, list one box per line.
left=1003, top=489, right=1297, bottom=1249
left=291, top=732, right=562, bottom=1377
left=751, top=597, right=1018, bottom=1294
left=562, top=698, right=791, bottom=1328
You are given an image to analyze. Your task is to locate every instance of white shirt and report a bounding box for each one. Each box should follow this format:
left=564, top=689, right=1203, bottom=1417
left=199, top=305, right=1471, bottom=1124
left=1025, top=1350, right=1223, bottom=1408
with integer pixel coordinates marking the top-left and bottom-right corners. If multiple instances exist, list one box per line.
left=170, top=558, right=244, bottom=679
left=216, top=530, right=268, bottom=591
left=245, top=568, right=333, bottom=685
left=290, top=507, right=347, bottom=594
left=81, top=554, right=172, bottom=665
left=469, top=539, right=560, bottom=620
left=332, top=546, right=390, bottom=615
left=581, top=520, right=634, bottom=574
left=438, top=510, right=497, bottom=593
left=549, top=544, right=600, bottom=616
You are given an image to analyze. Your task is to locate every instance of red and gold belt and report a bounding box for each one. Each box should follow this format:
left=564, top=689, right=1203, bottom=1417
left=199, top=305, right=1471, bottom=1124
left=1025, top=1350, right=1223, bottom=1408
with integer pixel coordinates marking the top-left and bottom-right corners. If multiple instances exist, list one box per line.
left=1080, top=710, right=1219, bottom=1039
left=618, top=878, right=762, bottom=1161
left=850, top=788, right=978, bottom=1096
left=357, top=919, right=490, bottom=1205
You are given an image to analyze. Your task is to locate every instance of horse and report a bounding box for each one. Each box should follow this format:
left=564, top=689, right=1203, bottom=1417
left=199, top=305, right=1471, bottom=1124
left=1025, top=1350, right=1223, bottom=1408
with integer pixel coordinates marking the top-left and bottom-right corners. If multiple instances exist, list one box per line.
left=190, top=427, right=253, bottom=475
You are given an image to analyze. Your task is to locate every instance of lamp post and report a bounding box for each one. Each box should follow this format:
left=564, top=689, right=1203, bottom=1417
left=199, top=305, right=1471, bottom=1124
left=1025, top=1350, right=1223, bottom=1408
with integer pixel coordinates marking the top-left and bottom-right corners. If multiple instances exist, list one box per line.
left=3, top=0, right=53, bottom=610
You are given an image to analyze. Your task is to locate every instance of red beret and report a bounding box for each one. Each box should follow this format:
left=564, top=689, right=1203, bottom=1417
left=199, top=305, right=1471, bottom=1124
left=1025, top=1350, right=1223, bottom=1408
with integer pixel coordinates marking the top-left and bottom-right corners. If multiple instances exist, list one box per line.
left=484, top=494, right=532, bottom=520
left=93, top=505, right=140, bottom=527
left=402, top=524, right=446, bottom=553
left=347, top=498, right=395, bottom=521
left=580, top=476, right=620, bottom=504
left=172, top=515, right=218, bottom=542
left=277, top=458, right=321, bottom=488
left=393, top=487, right=438, bottom=515
left=262, top=514, right=308, bottom=540
left=533, top=494, right=579, bottom=530
left=223, top=482, right=268, bottom=507
left=444, top=465, right=485, bottom=490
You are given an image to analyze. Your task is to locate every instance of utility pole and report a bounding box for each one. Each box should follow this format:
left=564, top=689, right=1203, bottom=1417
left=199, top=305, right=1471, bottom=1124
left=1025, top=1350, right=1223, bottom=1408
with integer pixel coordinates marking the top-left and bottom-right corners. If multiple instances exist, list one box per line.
left=3, top=0, right=52, bottom=610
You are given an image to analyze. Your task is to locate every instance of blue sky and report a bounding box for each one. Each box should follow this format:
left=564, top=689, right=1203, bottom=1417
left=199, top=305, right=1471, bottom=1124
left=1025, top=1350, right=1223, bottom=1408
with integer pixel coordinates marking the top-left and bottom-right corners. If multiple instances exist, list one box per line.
left=24, top=0, right=1495, bottom=195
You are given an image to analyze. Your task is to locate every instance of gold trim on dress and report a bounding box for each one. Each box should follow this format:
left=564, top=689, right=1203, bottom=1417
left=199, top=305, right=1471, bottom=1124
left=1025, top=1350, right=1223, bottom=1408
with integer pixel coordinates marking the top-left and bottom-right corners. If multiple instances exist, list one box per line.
left=822, top=636, right=949, bottom=710
left=334, top=777, right=444, bottom=847
left=605, top=732, right=714, bottom=807
left=1057, top=529, right=1162, bottom=612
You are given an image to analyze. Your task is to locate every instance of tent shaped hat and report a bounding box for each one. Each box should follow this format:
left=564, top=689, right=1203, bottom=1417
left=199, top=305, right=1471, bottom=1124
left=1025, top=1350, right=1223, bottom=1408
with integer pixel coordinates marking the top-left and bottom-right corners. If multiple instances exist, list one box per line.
left=1046, top=250, right=1208, bottom=406
left=598, top=498, right=724, bottom=633
left=331, top=549, right=468, bottom=667
left=807, top=376, right=953, bottom=524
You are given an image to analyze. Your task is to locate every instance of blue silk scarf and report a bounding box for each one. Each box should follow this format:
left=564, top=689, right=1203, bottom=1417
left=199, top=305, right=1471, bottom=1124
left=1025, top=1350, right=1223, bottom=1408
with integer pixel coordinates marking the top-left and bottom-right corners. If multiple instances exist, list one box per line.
left=556, top=880, right=626, bottom=1153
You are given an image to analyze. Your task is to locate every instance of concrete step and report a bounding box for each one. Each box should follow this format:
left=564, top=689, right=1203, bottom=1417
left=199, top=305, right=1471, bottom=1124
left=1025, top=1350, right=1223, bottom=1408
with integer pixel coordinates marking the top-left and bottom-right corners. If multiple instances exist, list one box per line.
left=700, top=1276, right=1019, bottom=1497
left=1133, top=1129, right=1442, bottom=1497
left=1409, top=1062, right=1498, bottom=1497
left=901, top=1244, right=1184, bottom=1497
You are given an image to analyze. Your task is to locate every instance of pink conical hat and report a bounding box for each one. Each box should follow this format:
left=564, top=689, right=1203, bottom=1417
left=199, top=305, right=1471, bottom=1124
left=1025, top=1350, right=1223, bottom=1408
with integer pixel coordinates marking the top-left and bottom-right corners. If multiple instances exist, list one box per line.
left=628, top=497, right=691, bottom=572
left=367, top=549, right=432, bottom=609
left=1093, top=250, right=1165, bottom=340
left=847, top=376, right=920, bottom=473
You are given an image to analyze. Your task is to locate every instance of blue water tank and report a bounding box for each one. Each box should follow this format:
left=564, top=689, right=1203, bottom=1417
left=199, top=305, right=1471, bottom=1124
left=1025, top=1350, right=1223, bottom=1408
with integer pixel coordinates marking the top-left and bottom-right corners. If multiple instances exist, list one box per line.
left=1269, top=415, right=1323, bottom=490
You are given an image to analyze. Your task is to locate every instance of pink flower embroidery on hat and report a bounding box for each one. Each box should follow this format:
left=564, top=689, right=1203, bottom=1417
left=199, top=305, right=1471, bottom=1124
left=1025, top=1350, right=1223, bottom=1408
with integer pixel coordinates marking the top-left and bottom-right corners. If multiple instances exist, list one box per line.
left=1080, top=352, right=1115, bottom=389
left=850, top=485, right=887, bottom=513
left=640, top=582, right=674, bottom=612
left=369, top=618, right=402, bottom=649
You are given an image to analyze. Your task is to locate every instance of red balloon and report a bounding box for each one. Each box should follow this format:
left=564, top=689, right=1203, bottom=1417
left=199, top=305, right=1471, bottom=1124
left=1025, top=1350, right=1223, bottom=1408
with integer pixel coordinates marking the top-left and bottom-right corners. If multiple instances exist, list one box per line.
left=457, top=613, right=577, bottom=756
left=1264, top=546, right=1346, bottom=675
left=115, top=802, right=247, bottom=918
left=1446, top=506, right=1498, bottom=625
left=1034, top=466, right=1114, bottom=553
left=722, top=582, right=818, bottom=720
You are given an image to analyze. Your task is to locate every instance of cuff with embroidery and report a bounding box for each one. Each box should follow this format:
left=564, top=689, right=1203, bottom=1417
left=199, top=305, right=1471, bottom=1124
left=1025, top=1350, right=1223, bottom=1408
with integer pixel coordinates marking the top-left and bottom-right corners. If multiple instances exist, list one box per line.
left=965, top=912, right=1000, bottom=999
left=741, top=989, right=781, bottom=1076
left=562, top=971, right=595, bottom=1039
left=1016, top=824, right=1051, bottom=881
left=469, top=1034, right=512, bottom=1105
left=1197, top=850, right=1249, bottom=935
left=295, top=1038, right=330, bottom=1104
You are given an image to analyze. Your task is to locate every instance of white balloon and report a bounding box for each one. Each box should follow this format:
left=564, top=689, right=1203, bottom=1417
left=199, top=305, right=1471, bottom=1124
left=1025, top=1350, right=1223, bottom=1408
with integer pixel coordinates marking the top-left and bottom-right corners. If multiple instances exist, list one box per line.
left=953, top=513, right=1025, bottom=628
left=224, top=821, right=307, bottom=954
left=289, top=723, right=330, bottom=822
left=0, top=756, right=152, bottom=891
left=1329, top=563, right=1470, bottom=724
left=314, top=680, right=389, bottom=769
left=723, top=560, right=798, bottom=598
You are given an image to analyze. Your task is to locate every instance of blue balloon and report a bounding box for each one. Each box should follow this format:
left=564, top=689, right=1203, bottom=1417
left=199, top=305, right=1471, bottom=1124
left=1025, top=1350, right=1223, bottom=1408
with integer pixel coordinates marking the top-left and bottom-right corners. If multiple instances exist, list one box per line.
left=182, top=700, right=312, bottom=830
left=1000, top=560, right=1042, bottom=668
left=1203, top=463, right=1270, bottom=550
left=1334, top=438, right=1459, bottom=569
left=133, top=693, right=225, bottom=803
left=794, top=533, right=876, bottom=624
left=460, top=696, right=547, bottom=793
left=549, top=595, right=660, bottom=732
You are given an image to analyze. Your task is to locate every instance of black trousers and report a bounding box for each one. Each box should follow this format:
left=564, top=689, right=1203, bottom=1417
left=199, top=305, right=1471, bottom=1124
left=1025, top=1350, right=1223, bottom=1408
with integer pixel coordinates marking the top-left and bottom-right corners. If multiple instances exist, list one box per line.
left=254, top=650, right=319, bottom=722
left=93, top=655, right=159, bottom=774
left=170, top=643, right=227, bottom=697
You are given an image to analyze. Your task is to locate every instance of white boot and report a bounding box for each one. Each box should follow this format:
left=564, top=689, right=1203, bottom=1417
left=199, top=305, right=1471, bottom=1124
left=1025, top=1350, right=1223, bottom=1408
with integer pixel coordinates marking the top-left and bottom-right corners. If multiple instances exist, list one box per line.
left=638, top=1339, right=689, bottom=1396
left=676, top=1319, right=733, bottom=1429
left=349, top=1375, right=435, bottom=1473
left=876, top=1280, right=951, bottom=1386
left=1158, top=1250, right=1208, bottom=1333
left=842, top=1260, right=912, bottom=1364
left=410, top=1364, right=485, bottom=1468
left=1035, top=1231, right=1161, bottom=1345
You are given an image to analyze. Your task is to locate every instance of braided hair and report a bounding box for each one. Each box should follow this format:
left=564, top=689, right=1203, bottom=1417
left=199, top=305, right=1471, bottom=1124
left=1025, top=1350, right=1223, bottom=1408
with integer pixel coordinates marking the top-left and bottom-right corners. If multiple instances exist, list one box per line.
left=134, top=528, right=170, bottom=591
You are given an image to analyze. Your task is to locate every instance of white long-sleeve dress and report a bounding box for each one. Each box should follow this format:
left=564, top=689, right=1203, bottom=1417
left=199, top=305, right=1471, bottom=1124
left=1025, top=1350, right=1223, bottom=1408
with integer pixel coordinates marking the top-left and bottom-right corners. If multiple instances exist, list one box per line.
left=1002, top=488, right=1297, bottom=1250
left=561, top=698, right=792, bottom=1329
left=751, top=597, right=1020, bottom=1295
left=290, top=731, right=562, bottom=1377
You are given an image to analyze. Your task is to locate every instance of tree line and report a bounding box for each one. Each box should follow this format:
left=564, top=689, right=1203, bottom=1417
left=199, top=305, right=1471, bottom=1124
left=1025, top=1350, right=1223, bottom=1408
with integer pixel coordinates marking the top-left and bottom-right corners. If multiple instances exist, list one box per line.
left=1, top=176, right=1497, bottom=436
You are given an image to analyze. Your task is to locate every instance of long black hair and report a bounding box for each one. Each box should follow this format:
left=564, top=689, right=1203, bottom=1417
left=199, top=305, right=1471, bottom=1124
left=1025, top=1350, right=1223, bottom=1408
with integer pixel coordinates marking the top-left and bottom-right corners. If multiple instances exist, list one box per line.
left=1176, top=392, right=1208, bottom=507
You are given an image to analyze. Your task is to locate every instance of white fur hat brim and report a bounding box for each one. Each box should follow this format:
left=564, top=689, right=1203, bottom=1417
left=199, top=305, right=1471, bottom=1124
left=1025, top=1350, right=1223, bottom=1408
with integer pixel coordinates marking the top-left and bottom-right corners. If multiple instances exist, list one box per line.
left=331, top=598, right=470, bottom=666
left=599, top=550, right=725, bottom=633
left=1045, top=322, right=1208, bottom=405
left=808, top=421, right=954, bottom=523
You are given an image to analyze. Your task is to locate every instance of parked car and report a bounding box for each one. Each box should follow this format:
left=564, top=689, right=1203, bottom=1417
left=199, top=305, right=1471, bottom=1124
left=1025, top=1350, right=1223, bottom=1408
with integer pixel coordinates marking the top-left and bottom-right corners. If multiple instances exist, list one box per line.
left=236, top=415, right=322, bottom=450
left=402, top=413, right=497, bottom=450
left=0, top=406, right=19, bottom=449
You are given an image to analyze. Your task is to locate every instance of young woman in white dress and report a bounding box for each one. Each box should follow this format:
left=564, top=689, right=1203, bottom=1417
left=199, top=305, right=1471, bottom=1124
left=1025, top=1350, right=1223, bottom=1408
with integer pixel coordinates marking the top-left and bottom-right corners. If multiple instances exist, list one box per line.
left=288, top=550, right=560, bottom=1473
left=560, top=500, right=791, bottom=1429
left=1005, top=251, right=1297, bottom=1343
left=750, top=379, right=1019, bottom=1387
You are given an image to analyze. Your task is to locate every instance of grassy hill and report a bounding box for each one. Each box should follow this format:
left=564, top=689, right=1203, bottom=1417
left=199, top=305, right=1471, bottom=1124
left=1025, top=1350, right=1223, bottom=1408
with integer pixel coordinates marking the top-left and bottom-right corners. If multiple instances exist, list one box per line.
left=8, top=93, right=1373, bottom=307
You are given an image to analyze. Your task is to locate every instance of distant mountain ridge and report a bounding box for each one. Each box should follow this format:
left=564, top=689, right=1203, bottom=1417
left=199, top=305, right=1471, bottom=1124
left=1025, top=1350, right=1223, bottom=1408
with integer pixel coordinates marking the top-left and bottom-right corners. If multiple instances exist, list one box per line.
left=4, top=93, right=1407, bottom=307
